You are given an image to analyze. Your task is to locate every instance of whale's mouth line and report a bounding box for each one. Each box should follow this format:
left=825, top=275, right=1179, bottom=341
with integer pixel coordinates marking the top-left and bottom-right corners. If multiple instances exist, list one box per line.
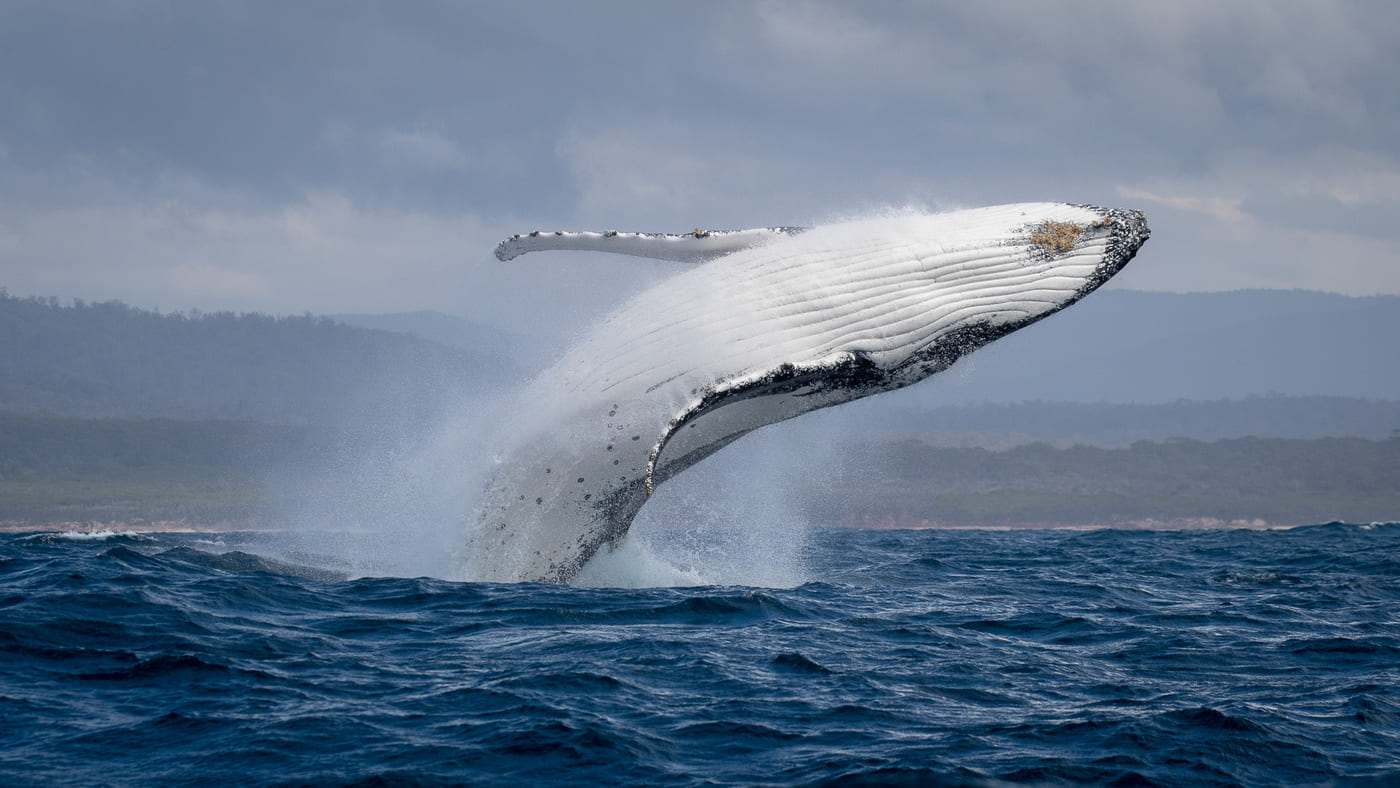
left=1078, top=206, right=1151, bottom=297
left=891, top=318, right=1019, bottom=385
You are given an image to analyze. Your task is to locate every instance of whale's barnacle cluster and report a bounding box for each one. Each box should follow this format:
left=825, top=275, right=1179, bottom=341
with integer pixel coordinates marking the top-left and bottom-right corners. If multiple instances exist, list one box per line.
left=1029, top=220, right=1086, bottom=254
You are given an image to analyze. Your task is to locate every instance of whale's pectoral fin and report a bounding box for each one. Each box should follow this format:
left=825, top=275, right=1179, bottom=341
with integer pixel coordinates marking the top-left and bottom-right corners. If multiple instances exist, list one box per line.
left=494, top=226, right=808, bottom=263
left=644, top=351, right=885, bottom=496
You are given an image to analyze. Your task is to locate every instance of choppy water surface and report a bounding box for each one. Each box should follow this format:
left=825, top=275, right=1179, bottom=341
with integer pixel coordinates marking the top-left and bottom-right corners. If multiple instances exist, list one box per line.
left=2, top=523, right=1397, bottom=786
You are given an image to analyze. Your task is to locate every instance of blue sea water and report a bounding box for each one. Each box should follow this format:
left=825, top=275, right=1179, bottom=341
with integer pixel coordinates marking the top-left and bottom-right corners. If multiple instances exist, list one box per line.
left=1, top=523, right=1398, bottom=787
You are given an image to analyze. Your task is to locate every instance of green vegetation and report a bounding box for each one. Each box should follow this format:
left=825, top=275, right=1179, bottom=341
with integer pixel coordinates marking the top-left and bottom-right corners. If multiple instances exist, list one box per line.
left=809, top=437, right=1400, bottom=527
left=0, top=291, right=510, bottom=425
left=858, top=396, right=1400, bottom=447
left=0, top=475, right=270, bottom=525
left=0, top=411, right=311, bottom=525
left=3, top=289, right=1398, bottom=529
left=3, top=410, right=1397, bottom=528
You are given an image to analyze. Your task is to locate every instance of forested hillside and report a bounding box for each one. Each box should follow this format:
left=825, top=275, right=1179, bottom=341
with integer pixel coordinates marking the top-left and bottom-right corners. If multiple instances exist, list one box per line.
left=0, top=292, right=514, bottom=425
left=807, top=436, right=1400, bottom=528
left=7, top=289, right=1399, bottom=439
left=826, top=396, right=1400, bottom=448
left=3, top=288, right=1398, bottom=529
left=914, top=289, right=1400, bottom=404
left=3, top=410, right=1395, bottom=528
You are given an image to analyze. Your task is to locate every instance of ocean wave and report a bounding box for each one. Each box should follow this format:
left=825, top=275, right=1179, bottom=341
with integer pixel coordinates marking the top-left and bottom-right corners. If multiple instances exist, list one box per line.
left=2, top=525, right=1398, bottom=786
left=21, top=529, right=151, bottom=543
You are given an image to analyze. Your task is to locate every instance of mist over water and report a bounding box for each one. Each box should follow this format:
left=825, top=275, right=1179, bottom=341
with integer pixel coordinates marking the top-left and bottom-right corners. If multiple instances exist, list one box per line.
left=269, top=223, right=903, bottom=587
left=249, top=411, right=836, bottom=587
left=249, top=387, right=505, bottom=581
left=247, top=205, right=1073, bottom=587
left=575, top=435, right=817, bottom=589
left=249, top=287, right=840, bottom=587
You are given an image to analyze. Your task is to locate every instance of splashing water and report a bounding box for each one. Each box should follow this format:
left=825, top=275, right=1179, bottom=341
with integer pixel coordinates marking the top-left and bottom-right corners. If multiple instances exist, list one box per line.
left=573, top=444, right=814, bottom=589
left=256, top=202, right=1147, bottom=586
left=243, top=329, right=823, bottom=587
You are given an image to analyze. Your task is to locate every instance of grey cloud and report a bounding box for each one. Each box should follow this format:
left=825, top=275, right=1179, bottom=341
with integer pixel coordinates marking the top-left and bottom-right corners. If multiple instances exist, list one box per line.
left=0, top=1, right=1397, bottom=320
left=6, top=2, right=1394, bottom=201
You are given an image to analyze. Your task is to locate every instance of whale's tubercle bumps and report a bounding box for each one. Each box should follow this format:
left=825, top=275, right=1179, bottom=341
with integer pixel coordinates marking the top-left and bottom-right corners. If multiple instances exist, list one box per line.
left=494, top=227, right=808, bottom=263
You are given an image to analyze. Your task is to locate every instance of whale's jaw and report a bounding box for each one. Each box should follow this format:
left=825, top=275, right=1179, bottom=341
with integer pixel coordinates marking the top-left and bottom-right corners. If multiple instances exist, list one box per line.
left=469, top=203, right=1150, bottom=583
left=1077, top=207, right=1150, bottom=298
left=890, top=206, right=1150, bottom=389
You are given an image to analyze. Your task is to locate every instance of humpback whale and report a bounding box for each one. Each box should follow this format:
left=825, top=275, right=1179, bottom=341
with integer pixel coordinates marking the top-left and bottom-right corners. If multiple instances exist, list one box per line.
left=470, top=203, right=1149, bottom=583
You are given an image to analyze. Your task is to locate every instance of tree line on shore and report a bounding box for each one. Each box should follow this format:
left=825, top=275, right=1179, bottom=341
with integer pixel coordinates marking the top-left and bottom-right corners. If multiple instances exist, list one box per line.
left=804, top=435, right=1400, bottom=527
left=3, top=289, right=1397, bottom=528
left=2, top=410, right=1396, bottom=527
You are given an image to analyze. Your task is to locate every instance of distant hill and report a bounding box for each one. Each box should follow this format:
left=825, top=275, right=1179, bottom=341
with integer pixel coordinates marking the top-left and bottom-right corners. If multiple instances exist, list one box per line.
left=5, top=288, right=1396, bottom=529
left=913, top=289, right=1400, bottom=404
left=801, top=435, right=1400, bottom=528
left=0, top=293, right=517, bottom=425
left=330, top=310, right=567, bottom=372
left=3, top=409, right=1395, bottom=528
left=3, top=288, right=1396, bottom=441
left=794, top=396, right=1400, bottom=448
left=330, top=311, right=533, bottom=363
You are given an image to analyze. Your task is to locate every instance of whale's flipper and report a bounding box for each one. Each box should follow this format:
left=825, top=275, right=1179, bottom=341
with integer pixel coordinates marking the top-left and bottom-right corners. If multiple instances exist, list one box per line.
left=645, top=351, right=883, bottom=495
left=495, top=226, right=807, bottom=263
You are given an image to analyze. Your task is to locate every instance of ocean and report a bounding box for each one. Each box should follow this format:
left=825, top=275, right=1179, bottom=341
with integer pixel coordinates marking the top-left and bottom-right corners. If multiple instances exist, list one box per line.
left=1, top=523, right=1397, bottom=786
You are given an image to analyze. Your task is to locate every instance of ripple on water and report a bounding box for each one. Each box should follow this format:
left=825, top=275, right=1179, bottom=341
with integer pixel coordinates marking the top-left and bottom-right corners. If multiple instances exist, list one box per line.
left=1, top=524, right=1398, bottom=787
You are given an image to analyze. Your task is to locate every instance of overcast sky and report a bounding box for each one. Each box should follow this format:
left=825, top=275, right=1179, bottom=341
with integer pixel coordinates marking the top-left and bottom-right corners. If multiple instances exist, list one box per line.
left=1, top=1, right=1396, bottom=332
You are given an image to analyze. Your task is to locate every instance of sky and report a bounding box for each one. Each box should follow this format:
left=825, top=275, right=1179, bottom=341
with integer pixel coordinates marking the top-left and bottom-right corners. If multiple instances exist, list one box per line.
left=1, top=1, right=1397, bottom=334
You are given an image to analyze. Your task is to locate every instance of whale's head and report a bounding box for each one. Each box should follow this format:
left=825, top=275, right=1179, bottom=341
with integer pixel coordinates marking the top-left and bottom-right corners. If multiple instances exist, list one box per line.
left=791, top=203, right=1149, bottom=388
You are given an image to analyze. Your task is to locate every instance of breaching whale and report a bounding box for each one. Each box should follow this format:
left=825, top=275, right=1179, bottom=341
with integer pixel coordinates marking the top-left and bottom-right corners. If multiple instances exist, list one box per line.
left=470, top=203, right=1149, bottom=582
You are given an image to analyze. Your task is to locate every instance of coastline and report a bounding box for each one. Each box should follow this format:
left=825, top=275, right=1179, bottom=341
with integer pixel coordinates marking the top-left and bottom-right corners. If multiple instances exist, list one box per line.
left=1, top=516, right=1321, bottom=536
left=0, top=519, right=284, bottom=535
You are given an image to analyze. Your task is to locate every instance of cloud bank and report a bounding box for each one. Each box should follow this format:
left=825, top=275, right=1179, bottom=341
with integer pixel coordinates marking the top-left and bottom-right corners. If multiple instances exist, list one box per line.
left=1, top=1, right=1396, bottom=331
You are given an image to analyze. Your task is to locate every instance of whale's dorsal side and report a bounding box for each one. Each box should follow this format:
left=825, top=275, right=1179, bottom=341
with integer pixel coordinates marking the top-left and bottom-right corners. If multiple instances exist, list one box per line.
left=494, top=226, right=808, bottom=263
